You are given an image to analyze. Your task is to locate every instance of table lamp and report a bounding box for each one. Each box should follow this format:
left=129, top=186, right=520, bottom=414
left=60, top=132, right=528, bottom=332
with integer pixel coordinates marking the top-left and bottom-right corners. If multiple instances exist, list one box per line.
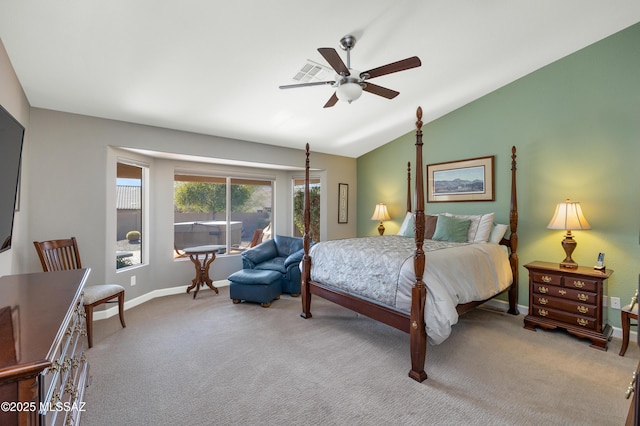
left=371, top=203, right=391, bottom=236
left=547, top=198, right=591, bottom=268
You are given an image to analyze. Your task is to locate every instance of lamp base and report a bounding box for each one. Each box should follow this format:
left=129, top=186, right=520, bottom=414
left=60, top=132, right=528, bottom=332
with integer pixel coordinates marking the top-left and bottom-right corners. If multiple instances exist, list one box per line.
left=560, top=260, right=578, bottom=269
left=559, top=234, right=578, bottom=269
left=378, top=222, right=385, bottom=236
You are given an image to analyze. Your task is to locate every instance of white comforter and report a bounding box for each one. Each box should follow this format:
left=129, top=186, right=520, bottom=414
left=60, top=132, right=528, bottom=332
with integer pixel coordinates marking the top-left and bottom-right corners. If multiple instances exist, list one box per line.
left=308, top=235, right=513, bottom=345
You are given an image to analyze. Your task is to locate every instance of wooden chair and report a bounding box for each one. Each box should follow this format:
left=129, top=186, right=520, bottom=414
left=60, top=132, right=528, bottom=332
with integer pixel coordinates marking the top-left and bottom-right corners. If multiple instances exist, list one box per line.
left=620, top=289, right=638, bottom=356
left=34, top=237, right=126, bottom=348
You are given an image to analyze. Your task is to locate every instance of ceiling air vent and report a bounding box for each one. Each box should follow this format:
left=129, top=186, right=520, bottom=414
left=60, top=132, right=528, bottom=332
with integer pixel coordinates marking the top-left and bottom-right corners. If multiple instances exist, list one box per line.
left=292, top=60, right=333, bottom=83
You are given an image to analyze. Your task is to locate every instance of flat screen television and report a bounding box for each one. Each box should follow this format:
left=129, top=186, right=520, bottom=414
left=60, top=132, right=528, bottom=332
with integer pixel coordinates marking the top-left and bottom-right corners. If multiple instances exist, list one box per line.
left=0, top=104, right=25, bottom=253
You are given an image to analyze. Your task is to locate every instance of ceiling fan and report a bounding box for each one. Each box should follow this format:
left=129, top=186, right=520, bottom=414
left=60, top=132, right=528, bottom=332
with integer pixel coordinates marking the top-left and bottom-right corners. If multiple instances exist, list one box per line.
left=279, top=35, right=421, bottom=108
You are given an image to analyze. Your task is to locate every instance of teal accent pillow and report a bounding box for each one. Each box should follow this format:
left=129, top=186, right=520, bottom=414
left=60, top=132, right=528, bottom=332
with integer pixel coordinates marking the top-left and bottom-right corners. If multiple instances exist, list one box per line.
left=402, top=215, right=415, bottom=237
left=432, top=215, right=471, bottom=243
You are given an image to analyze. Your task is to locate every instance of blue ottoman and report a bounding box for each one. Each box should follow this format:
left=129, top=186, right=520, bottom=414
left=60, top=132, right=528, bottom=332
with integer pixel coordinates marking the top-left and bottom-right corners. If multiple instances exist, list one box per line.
left=228, top=269, right=282, bottom=308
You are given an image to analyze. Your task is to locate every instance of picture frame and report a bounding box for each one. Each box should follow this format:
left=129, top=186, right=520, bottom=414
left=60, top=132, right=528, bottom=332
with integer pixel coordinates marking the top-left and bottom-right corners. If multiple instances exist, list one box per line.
left=338, top=183, right=348, bottom=223
left=427, top=155, right=494, bottom=202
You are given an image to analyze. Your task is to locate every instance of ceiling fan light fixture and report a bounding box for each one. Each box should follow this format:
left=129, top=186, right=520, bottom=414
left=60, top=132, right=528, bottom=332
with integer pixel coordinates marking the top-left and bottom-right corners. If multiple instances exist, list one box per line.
left=336, top=81, right=363, bottom=104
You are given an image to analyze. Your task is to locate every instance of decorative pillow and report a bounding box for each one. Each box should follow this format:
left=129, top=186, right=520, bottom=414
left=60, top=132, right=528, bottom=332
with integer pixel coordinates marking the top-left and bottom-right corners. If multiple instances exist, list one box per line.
left=397, top=212, right=413, bottom=236
left=425, top=215, right=438, bottom=239
left=443, top=212, right=495, bottom=243
left=489, top=223, right=509, bottom=243
left=431, top=215, right=471, bottom=243
left=399, top=214, right=438, bottom=238
left=402, top=216, right=415, bottom=237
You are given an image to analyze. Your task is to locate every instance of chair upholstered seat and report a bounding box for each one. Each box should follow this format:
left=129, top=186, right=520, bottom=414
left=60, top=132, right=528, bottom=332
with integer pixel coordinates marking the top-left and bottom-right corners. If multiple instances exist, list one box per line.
left=83, top=284, right=125, bottom=304
left=34, top=237, right=127, bottom=348
left=240, top=235, right=305, bottom=295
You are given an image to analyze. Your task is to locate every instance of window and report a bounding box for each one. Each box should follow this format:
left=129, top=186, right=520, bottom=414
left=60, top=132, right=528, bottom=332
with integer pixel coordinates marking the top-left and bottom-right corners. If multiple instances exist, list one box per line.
left=293, top=177, right=320, bottom=242
left=116, top=161, right=145, bottom=269
left=174, top=173, right=273, bottom=254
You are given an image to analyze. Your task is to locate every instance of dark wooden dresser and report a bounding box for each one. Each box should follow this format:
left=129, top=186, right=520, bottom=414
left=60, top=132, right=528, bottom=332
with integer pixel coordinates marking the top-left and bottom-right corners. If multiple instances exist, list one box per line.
left=0, top=269, right=90, bottom=426
left=524, top=261, right=613, bottom=350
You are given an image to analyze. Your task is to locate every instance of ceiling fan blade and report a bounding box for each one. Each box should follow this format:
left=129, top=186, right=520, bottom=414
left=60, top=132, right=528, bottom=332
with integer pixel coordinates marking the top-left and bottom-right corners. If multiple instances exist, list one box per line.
left=363, top=83, right=399, bottom=99
left=318, top=48, right=350, bottom=76
left=279, top=81, right=334, bottom=89
left=361, top=56, right=421, bottom=80
left=323, top=92, right=339, bottom=108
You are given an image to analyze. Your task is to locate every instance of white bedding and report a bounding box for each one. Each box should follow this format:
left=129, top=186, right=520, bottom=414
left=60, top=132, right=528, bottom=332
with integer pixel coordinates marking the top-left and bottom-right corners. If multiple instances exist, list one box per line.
left=308, top=235, right=513, bottom=345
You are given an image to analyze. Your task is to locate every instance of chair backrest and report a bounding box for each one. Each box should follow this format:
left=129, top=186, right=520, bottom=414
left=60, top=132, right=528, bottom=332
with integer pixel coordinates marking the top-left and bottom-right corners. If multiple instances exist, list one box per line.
left=248, top=229, right=263, bottom=248
left=33, top=237, right=83, bottom=272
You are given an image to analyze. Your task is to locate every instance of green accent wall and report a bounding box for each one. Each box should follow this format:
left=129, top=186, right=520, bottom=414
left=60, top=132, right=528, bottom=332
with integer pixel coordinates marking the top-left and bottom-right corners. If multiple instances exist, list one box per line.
left=357, top=23, right=640, bottom=328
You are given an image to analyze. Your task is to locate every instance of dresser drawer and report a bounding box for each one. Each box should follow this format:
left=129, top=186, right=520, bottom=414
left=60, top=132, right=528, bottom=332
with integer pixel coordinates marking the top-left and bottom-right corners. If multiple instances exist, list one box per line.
left=532, top=272, right=562, bottom=286
left=532, top=294, right=596, bottom=318
left=533, top=283, right=597, bottom=304
left=563, top=277, right=598, bottom=292
left=533, top=306, right=596, bottom=330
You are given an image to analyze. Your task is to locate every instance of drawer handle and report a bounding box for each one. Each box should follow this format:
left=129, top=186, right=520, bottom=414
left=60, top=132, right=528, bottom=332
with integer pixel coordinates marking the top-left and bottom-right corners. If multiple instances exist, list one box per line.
left=558, top=290, right=567, bottom=296
left=578, top=294, right=589, bottom=302
left=577, top=318, right=588, bottom=327
left=577, top=306, right=589, bottom=314
left=627, top=372, right=637, bottom=399
left=538, top=309, right=549, bottom=317
left=538, top=297, right=548, bottom=305
left=539, top=286, right=548, bottom=294
left=573, top=280, right=586, bottom=288
left=541, top=275, right=552, bottom=283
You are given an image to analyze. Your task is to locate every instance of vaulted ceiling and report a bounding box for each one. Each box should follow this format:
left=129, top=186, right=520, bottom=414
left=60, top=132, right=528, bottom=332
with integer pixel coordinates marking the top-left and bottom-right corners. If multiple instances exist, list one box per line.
left=1, top=1, right=639, bottom=158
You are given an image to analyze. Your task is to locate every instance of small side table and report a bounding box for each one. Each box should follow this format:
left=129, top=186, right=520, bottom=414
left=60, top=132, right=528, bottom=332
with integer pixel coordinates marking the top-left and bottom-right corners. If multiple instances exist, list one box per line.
left=524, top=261, right=613, bottom=350
left=184, top=244, right=225, bottom=299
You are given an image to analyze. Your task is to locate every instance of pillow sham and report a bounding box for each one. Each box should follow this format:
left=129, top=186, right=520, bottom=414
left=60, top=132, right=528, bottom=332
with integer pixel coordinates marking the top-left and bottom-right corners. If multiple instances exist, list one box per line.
left=431, top=215, right=471, bottom=243
left=443, top=212, right=495, bottom=243
left=489, top=223, right=509, bottom=243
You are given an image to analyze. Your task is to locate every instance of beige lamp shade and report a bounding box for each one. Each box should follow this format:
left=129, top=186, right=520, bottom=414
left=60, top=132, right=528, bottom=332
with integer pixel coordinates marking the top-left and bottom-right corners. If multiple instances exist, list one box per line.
left=371, top=203, right=390, bottom=235
left=547, top=199, right=591, bottom=268
left=547, top=199, right=591, bottom=231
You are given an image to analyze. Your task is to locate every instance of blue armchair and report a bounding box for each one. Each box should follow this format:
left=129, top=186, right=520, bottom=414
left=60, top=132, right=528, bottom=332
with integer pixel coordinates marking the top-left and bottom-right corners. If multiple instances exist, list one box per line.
left=241, top=235, right=305, bottom=295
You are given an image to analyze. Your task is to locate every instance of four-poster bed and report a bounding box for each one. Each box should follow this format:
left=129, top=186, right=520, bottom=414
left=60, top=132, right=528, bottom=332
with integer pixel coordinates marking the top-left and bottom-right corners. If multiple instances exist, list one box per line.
left=300, top=106, right=519, bottom=382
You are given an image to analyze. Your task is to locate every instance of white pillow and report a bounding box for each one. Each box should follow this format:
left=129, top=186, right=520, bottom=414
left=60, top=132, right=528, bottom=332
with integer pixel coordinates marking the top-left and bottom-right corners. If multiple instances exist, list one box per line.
left=397, top=212, right=413, bottom=236
left=443, top=212, right=495, bottom=243
left=489, top=223, right=509, bottom=243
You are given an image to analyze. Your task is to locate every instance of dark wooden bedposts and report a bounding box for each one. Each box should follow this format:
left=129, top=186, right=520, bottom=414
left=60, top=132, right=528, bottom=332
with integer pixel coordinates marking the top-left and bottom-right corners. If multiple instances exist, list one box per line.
left=507, top=146, right=519, bottom=315
left=298, top=108, right=519, bottom=383
left=408, top=107, right=428, bottom=382
left=301, top=143, right=312, bottom=319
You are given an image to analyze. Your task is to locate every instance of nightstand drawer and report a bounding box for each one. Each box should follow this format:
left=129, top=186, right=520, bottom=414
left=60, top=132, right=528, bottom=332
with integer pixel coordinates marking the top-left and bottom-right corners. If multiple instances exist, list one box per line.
left=532, top=295, right=596, bottom=317
left=532, top=283, right=597, bottom=304
left=564, top=277, right=598, bottom=292
left=533, top=306, right=596, bottom=330
left=532, top=272, right=562, bottom=286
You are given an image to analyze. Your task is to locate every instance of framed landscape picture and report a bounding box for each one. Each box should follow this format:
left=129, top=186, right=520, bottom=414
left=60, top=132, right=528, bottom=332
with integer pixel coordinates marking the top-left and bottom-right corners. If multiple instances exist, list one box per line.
left=427, top=155, right=494, bottom=202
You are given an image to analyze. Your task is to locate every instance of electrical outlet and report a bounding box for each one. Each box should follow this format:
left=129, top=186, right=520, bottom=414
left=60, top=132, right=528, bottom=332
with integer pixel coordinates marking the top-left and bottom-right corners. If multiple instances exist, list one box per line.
left=611, top=296, right=620, bottom=309
left=130, top=275, right=136, bottom=286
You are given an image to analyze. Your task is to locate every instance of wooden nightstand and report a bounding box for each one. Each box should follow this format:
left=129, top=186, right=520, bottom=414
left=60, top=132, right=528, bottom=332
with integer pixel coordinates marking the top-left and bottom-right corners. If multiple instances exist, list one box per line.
left=524, top=261, right=613, bottom=350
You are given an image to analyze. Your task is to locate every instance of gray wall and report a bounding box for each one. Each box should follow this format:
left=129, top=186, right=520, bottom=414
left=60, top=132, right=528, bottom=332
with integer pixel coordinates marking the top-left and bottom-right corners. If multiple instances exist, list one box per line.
left=21, top=108, right=356, bottom=300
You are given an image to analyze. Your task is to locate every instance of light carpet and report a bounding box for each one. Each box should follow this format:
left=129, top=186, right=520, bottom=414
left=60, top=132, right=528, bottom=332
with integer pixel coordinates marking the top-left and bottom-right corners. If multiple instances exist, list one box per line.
left=82, top=286, right=637, bottom=425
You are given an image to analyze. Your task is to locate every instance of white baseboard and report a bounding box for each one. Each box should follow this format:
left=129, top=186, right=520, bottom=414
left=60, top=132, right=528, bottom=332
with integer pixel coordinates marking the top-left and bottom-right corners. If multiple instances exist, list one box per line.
left=95, top=284, right=635, bottom=342
left=93, top=280, right=230, bottom=321
left=482, top=299, right=631, bottom=341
